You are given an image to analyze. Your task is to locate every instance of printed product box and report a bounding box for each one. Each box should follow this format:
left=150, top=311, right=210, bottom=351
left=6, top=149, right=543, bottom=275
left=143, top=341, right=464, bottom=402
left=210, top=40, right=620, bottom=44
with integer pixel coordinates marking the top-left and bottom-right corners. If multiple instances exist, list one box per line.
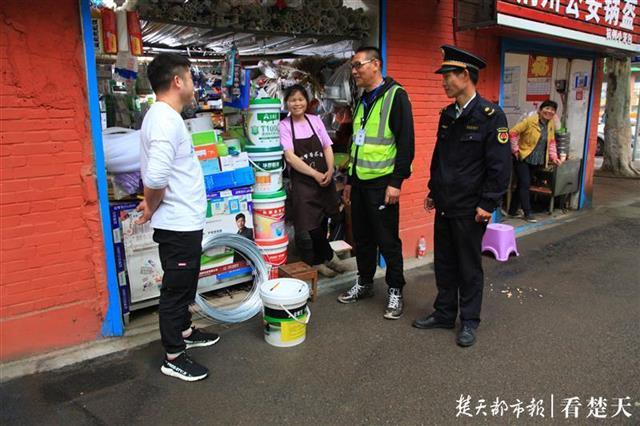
left=195, top=144, right=218, bottom=161
left=108, top=202, right=139, bottom=313
left=118, top=187, right=255, bottom=304
left=219, top=155, right=235, bottom=172
left=200, top=158, right=221, bottom=175
left=232, top=152, right=250, bottom=169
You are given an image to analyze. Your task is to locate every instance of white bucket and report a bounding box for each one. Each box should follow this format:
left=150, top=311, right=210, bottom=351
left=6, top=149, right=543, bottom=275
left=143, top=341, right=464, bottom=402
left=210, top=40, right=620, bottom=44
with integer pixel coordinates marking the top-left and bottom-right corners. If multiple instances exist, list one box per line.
left=257, top=237, right=289, bottom=279
left=252, top=190, right=287, bottom=243
left=247, top=146, right=284, bottom=194
left=259, top=278, right=310, bottom=347
left=245, top=98, right=281, bottom=147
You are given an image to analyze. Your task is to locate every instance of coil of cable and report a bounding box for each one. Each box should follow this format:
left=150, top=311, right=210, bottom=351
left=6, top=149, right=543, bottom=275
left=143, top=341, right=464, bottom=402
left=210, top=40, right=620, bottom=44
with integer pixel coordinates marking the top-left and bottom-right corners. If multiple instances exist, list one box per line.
left=194, top=233, right=267, bottom=323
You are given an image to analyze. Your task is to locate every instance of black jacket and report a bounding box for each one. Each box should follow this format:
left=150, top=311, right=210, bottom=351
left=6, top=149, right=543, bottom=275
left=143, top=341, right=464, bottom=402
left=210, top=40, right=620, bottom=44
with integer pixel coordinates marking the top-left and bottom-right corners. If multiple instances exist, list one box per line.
left=348, top=77, right=415, bottom=189
left=428, top=94, right=512, bottom=217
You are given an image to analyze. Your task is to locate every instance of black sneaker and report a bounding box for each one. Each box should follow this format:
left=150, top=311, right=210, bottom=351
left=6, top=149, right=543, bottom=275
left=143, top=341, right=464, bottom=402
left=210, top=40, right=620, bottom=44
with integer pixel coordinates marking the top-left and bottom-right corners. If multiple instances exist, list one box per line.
left=523, top=214, right=538, bottom=223
left=383, top=288, right=404, bottom=320
left=337, top=278, right=374, bottom=304
left=184, top=327, right=220, bottom=349
left=161, top=352, right=208, bottom=381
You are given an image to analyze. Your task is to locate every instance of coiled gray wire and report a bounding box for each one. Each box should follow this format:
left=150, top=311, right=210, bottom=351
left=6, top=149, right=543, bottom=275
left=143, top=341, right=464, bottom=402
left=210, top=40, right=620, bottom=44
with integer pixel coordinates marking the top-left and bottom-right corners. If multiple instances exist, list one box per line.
left=194, top=233, right=267, bottom=323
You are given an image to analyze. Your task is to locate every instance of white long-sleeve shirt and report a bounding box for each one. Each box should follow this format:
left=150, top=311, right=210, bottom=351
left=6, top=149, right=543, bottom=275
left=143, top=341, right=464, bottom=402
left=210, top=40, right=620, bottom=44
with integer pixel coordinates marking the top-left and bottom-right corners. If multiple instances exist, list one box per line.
left=140, top=102, right=206, bottom=231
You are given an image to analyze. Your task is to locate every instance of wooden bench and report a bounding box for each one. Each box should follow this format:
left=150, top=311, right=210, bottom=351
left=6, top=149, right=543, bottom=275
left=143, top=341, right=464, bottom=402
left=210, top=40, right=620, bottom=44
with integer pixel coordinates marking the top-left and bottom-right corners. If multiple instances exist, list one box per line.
left=278, top=262, right=319, bottom=302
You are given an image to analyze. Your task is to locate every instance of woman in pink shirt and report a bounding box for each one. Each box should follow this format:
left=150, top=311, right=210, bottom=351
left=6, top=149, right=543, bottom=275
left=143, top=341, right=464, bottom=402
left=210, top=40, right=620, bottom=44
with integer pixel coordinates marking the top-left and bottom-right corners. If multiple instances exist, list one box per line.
left=279, top=85, right=348, bottom=277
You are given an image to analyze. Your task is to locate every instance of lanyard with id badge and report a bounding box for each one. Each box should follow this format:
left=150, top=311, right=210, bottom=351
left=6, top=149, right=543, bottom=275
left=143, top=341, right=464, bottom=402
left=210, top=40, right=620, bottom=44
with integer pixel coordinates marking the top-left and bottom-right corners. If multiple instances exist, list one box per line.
left=355, top=82, right=384, bottom=146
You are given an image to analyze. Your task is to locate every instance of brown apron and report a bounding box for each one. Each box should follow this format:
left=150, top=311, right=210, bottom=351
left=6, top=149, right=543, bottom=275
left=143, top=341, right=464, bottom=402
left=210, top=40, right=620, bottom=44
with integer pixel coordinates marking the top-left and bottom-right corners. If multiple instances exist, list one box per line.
left=289, top=115, right=339, bottom=233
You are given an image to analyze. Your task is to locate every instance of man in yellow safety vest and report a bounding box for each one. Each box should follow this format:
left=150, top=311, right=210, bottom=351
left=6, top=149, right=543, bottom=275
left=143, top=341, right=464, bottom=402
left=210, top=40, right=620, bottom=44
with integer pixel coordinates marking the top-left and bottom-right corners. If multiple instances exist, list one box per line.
left=338, top=46, right=415, bottom=320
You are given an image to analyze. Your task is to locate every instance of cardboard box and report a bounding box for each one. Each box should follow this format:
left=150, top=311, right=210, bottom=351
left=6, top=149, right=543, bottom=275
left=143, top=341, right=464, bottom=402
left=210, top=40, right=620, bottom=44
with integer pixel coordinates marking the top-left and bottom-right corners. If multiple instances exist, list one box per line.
left=232, top=152, right=249, bottom=169
left=118, top=187, right=255, bottom=304
left=218, top=153, right=250, bottom=172
left=108, top=201, right=139, bottom=313
left=200, top=158, right=221, bottom=175
left=219, top=155, right=235, bottom=172
left=194, top=144, right=218, bottom=161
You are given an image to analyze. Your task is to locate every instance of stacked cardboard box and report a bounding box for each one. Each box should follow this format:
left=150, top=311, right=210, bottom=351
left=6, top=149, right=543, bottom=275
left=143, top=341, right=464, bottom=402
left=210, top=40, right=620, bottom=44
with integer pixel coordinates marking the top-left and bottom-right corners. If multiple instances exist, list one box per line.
left=111, top=187, right=255, bottom=306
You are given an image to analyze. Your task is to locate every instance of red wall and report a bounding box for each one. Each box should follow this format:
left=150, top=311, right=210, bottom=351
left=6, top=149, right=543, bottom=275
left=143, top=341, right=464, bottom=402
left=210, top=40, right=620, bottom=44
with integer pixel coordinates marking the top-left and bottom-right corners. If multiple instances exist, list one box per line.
left=0, top=0, right=108, bottom=361
left=386, top=0, right=502, bottom=257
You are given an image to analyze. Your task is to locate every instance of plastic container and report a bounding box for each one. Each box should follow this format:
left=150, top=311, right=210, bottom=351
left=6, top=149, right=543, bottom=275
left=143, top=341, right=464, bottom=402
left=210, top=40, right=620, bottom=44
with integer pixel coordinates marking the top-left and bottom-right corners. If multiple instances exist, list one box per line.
left=256, top=237, right=289, bottom=279
left=245, top=98, right=281, bottom=147
left=216, top=142, right=229, bottom=157
left=224, top=138, right=242, bottom=153
left=259, top=277, right=310, bottom=347
left=246, top=145, right=284, bottom=194
left=418, top=236, right=426, bottom=258
left=252, top=190, right=287, bottom=243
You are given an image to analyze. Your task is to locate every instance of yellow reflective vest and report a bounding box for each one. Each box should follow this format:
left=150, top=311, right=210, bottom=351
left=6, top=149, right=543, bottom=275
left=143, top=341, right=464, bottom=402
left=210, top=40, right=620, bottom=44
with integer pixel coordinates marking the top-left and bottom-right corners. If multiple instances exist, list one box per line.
left=349, top=84, right=401, bottom=180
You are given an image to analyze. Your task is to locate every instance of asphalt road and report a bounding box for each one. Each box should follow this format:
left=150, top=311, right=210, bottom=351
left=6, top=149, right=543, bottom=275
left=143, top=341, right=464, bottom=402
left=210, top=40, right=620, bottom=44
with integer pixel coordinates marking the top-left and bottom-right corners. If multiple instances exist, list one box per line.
left=2, top=179, right=639, bottom=425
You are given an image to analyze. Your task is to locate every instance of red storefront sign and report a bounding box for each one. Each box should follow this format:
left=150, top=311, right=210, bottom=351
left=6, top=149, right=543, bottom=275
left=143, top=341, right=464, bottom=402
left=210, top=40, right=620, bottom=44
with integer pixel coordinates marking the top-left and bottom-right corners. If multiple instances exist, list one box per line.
left=496, top=0, right=640, bottom=52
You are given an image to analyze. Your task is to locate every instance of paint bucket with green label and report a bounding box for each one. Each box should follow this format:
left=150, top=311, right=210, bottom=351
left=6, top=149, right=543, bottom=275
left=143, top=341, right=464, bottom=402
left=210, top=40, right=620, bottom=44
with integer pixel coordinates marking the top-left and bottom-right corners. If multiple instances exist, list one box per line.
left=259, top=278, right=310, bottom=347
left=246, top=98, right=281, bottom=147
left=246, top=145, right=284, bottom=194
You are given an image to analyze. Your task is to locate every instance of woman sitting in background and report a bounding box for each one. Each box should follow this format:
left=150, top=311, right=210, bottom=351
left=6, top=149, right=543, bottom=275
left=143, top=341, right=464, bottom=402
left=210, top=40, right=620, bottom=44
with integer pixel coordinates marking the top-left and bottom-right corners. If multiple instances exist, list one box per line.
left=279, top=84, right=348, bottom=277
left=508, top=100, right=564, bottom=223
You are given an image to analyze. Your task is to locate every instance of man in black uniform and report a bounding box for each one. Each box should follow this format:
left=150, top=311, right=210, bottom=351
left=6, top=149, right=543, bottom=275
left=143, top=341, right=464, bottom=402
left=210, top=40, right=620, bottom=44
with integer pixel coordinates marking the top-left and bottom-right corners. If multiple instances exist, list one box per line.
left=413, top=46, right=511, bottom=347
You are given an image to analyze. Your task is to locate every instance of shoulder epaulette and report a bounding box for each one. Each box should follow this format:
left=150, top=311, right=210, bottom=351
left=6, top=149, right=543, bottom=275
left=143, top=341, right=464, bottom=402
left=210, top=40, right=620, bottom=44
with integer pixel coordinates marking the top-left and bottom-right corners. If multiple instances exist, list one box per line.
left=483, top=106, right=496, bottom=117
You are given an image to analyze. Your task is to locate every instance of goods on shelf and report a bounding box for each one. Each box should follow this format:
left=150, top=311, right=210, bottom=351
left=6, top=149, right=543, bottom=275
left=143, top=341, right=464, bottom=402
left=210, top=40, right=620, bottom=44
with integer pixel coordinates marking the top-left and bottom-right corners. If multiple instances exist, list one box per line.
left=111, top=186, right=255, bottom=305
left=245, top=98, right=282, bottom=147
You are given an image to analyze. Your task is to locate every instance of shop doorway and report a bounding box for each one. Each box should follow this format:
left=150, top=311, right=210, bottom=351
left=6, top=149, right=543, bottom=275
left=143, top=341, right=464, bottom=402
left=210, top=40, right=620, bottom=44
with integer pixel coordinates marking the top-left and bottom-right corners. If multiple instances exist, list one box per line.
left=501, top=47, right=594, bottom=219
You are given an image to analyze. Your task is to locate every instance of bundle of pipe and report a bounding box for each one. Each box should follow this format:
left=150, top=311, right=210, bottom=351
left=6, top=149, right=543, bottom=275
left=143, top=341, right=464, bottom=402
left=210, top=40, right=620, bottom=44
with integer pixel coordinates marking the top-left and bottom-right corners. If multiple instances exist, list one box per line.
left=137, top=0, right=370, bottom=37
left=194, top=233, right=268, bottom=323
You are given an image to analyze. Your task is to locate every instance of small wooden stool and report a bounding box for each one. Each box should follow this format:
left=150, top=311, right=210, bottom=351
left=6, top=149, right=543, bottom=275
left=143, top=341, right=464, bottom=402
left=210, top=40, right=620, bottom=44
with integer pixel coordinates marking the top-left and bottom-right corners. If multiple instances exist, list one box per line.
left=278, top=261, right=319, bottom=302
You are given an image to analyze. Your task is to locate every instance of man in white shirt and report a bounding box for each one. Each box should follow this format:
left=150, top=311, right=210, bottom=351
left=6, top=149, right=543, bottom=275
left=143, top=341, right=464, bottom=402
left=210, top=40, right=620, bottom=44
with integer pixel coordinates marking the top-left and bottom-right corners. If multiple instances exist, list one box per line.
left=137, top=53, right=219, bottom=381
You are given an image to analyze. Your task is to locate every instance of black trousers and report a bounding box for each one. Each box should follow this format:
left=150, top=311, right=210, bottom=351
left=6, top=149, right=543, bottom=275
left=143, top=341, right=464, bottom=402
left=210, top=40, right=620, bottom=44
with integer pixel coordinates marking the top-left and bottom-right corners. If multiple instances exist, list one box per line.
left=351, top=185, right=405, bottom=289
left=153, top=228, right=203, bottom=354
left=509, top=160, right=539, bottom=216
left=296, top=218, right=334, bottom=266
left=433, top=215, right=486, bottom=328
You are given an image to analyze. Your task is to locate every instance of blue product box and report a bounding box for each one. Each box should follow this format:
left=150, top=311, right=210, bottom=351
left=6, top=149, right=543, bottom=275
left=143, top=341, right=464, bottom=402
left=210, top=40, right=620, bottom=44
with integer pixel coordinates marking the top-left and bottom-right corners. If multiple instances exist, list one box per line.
left=204, top=167, right=255, bottom=195
left=200, top=158, right=221, bottom=175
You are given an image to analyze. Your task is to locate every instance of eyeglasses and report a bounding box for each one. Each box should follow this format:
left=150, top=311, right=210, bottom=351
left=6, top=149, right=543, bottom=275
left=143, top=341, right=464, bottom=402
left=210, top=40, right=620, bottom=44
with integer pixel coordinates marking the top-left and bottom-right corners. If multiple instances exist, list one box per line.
left=350, top=59, right=375, bottom=70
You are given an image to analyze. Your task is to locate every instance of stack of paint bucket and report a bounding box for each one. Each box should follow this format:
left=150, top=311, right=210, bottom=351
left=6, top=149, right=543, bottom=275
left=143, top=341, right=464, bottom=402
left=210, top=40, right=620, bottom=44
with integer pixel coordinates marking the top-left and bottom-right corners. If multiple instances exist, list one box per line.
left=246, top=98, right=287, bottom=278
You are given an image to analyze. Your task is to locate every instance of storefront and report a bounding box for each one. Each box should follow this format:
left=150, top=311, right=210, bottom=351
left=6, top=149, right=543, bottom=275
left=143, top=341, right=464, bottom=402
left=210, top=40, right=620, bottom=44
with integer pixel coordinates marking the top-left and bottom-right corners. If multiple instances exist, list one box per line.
left=454, top=0, right=640, bottom=214
left=2, top=0, right=637, bottom=361
left=82, top=0, right=382, bottom=332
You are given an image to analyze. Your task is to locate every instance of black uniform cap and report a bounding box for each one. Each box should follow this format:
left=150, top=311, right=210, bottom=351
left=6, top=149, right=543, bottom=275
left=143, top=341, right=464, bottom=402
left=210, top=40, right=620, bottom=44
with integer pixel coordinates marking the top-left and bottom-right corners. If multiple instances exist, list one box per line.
left=435, top=45, right=487, bottom=74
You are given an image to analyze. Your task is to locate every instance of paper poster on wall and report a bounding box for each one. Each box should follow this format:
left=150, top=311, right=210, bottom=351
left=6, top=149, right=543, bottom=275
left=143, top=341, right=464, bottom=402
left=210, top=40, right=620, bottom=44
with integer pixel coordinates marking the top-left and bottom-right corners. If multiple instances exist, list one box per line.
left=526, top=56, right=553, bottom=102
left=503, top=66, right=521, bottom=108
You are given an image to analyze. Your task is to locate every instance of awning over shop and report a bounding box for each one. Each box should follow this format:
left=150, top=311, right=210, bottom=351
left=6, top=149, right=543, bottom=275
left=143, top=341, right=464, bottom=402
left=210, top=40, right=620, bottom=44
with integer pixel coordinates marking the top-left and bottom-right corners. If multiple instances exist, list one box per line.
left=141, top=20, right=359, bottom=59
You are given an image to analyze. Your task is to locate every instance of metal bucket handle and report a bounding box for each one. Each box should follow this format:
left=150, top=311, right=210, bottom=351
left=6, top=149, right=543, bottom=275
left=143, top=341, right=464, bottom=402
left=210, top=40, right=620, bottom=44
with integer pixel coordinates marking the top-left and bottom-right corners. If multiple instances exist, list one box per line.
left=279, top=304, right=311, bottom=325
